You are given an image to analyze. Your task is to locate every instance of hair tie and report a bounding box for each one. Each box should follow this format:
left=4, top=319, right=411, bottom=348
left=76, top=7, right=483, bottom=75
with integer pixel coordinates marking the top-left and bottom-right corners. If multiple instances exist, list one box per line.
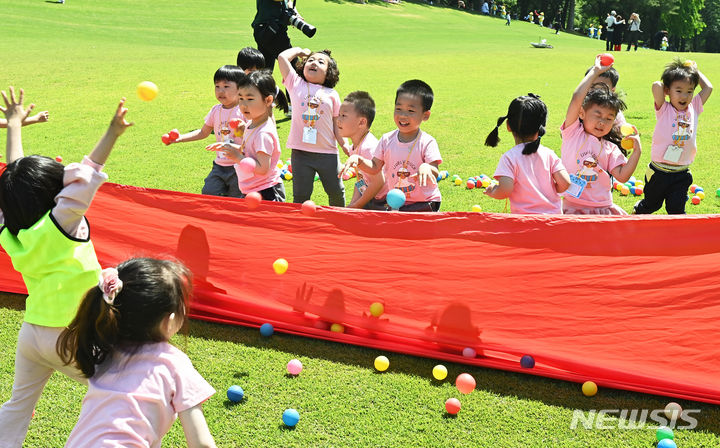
left=99, top=268, right=123, bottom=305
left=683, top=60, right=696, bottom=68
left=527, top=93, right=541, bottom=99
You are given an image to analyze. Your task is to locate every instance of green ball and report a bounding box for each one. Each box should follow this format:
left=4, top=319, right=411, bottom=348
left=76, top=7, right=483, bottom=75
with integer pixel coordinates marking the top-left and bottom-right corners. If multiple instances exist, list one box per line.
left=716, top=187, right=720, bottom=197
left=656, top=426, right=674, bottom=441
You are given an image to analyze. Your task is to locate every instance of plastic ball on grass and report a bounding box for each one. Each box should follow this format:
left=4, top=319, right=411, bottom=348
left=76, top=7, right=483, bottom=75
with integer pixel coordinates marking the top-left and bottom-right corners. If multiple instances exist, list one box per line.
left=664, top=402, right=683, bottom=419
left=620, top=186, right=630, bottom=196
left=259, top=323, right=274, bottom=337
left=369, top=302, right=384, bottom=317
left=630, top=187, right=636, bottom=195
left=582, top=381, right=597, bottom=397
left=227, top=385, right=244, bottom=402
left=301, top=200, right=316, bottom=216
left=697, top=191, right=705, bottom=200
left=245, top=191, right=262, bottom=209
left=656, top=426, right=674, bottom=441
left=634, top=187, right=644, bottom=196
left=284, top=172, right=293, bottom=181
left=690, top=184, right=698, bottom=193
left=432, top=364, right=448, bottom=380
left=273, top=258, right=289, bottom=275
left=445, top=398, right=461, bottom=415
left=691, top=195, right=701, bottom=205
left=137, top=81, right=158, bottom=101
left=466, top=179, right=475, bottom=190
left=455, top=373, right=476, bottom=394
left=481, top=178, right=490, bottom=188
left=520, top=355, right=535, bottom=368
left=287, top=359, right=303, bottom=375
left=696, top=186, right=704, bottom=193
left=374, top=355, right=389, bottom=372
left=462, top=347, right=476, bottom=358
left=282, top=408, right=300, bottom=427
left=657, top=440, right=677, bottom=448
left=471, top=205, right=482, bottom=212
left=454, top=177, right=462, bottom=186
left=717, top=187, right=720, bottom=198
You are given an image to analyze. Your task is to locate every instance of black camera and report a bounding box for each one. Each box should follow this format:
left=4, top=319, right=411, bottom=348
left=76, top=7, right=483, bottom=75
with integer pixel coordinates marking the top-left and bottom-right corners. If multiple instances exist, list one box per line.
left=283, top=7, right=316, bottom=38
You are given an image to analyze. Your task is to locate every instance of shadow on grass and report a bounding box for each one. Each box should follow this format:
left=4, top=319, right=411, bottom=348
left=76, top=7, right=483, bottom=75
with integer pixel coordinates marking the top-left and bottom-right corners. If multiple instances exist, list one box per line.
left=186, top=317, right=720, bottom=435
left=0, top=292, right=25, bottom=312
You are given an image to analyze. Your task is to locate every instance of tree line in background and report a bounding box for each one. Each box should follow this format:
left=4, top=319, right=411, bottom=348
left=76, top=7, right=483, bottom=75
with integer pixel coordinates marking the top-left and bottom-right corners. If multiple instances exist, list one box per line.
left=442, top=0, right=720, bottom=53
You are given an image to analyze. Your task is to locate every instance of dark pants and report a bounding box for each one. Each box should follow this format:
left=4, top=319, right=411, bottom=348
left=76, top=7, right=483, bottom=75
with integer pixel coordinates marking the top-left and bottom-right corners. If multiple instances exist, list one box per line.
left=202, top=163, right=242, bottom=198
left=366, top=198, right=441, bottom=212
left=291, top=149, right=345, bottom=207
left=240, top=183, right=286, bottom=202
left=253, top=22, right=291, bottom=73
left=626, top=30, right=639, bottom=50
left=605, top=29, right=614, bottom=50
left=633, top=164, right=693, bottom=215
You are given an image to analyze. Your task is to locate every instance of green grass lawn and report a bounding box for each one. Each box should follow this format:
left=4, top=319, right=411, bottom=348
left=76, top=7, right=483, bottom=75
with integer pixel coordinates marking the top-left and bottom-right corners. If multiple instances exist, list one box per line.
left=2, top=1, right=720, bottom=446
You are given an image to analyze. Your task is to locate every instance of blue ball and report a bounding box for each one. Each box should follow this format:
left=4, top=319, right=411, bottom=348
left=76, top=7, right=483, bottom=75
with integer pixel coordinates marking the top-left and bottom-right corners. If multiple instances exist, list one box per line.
left=696, top=187, right=704, bottom=193
left=259, top=323, right=274, bottom=337
left=282, top=408, right=300, bottom=427
left=658, top=439, right=677, bottom=448
left=520, top=355, right=535, bottom=368
left=437, top=175, right=442, bottom=182
left=227, top=385, right=244, bottom=402
left=386, top=188, right=406, bottom=210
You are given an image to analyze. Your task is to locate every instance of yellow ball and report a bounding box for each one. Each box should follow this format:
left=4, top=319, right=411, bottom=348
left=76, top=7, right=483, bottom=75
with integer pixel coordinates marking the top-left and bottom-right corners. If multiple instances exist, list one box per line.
left=374, top=355, right=389, bottom=372
left=481, top=178, right=490, bottom=188
left=277, top=161, right=285, bottom=168
left=330, top=323, right=345, bottom=333
left=369, top=302, right=384, bottom=317
left=697, top=191, right=705, bottom=200
left=136, top=81, right=158, bottom=101
left=621, top=138, right=634, bottom=150
left=582, top=381, right=598, bottom=397
left=432, top=364, right=448, bottom=380
left=620, top=123, right=634, bottom=136
left=272, top=258, right=288, bottom=275
left=471, top=205, right=482, bottom=212
left=454, top=178, right=462, bottom=186
left=285, top=172, right=293, bottom=181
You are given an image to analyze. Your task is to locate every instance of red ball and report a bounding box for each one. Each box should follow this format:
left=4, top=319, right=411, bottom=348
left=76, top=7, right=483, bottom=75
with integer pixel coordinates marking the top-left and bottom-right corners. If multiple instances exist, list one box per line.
left=691, top=195, right=701, bottom=205
left=228, top=119, right=241, bottom=129
left=161, top=134, right=171, bottom=145
left=599, top=53, right=614, bottom=66
left=466, top=180, right=475, bottom=190
left=288, top=164, right=292, bottom=173
left=301, top=200, right=316, bottom=216
left=168, top=129, right=180, bottom=141
left=445, top=398, right=461, bottom=415
left=245, top=191, right=262, bottom=209
left=634, top=187, right=643, bottom=196
left=690, top=184, right=698, bottom=193
left=55, top=156, right=63, bottom=163
left=455, top=373, right=476, bottom=394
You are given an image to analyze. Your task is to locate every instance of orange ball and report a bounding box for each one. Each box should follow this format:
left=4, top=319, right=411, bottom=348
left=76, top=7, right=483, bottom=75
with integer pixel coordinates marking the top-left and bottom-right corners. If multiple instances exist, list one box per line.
left=455, top=373, right=476, bottom=394
left=691, top=195, right=701, bottom=205
left=301, top=200, right=316, bottom=216
left=245, top=191, right=262, bottom=209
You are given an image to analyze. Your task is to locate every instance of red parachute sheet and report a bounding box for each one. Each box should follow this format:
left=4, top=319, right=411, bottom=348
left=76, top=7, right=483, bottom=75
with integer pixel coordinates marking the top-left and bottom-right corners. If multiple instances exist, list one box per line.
left=1, top=182, right=718, bottom=404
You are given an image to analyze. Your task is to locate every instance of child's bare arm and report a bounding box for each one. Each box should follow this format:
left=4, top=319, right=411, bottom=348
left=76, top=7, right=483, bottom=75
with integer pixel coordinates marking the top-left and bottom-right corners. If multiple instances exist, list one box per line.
left=651, top=81, right=666, bottom=110
left=698, top=69, right=713, bottom=104
left=340, top=155, right=383, bottom=178
left=348, top=170, right=385, bottom=209
left=417, top=162, right=439, bottom=187
left=610, top=134, right=642, bottom=183
left=0, top=87, right=29, bottom=163
left=278, top=47, right=310, bottom=81
left=553, top=169, right=571, bottom=193
left=566, top=56, right=611, bottom=127
left=172, top=124, right=213, bottom=144
left=88, top=98, right=132, bottom=166
left=484, top=176, right=513, bottom=199
left=178, top=404, right=216, bottom=448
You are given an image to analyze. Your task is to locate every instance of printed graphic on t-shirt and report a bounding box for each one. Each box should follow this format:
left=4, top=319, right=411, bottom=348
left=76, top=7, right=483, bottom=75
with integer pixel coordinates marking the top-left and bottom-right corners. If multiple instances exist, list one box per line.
left=665, top=113, right=692, bottom=163
left=392, top=160, right=416, bottom=194
left=576, top=156, right=600, bottom=188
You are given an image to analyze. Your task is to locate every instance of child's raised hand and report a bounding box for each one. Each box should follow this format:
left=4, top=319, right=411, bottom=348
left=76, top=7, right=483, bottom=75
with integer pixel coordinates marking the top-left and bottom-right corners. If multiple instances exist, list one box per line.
left=593, top=55, right=612, bottom=74
left=109, top=98, right=133, bottom=136
left=31, top=110, right=49, bottom=123
left=484, top=183, right=498, bottom=197
left=339, top=154, right=360, bottom=179
left=417, top=163, right=438, bottom=187
left=0, top=87, right=29, bottom=123
left=206, top=142, right=242, bottom=162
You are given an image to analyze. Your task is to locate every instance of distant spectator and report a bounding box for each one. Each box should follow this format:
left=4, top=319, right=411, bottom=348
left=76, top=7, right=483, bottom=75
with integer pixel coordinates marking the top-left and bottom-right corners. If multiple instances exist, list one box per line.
left=605, top=11, right=617, bottom=51
left=588, top=24, right=595, bottom=38
left=552, top=18, right=561, bottom=34
left=661, top=35, right=669, bottom=51
left=458, top=0, right=465, bottom=9
left=491, top=0, right=497, bottom=15
left=481, top=1, right=489, bottom=15
left=626, top=13, right=641, bottom=51
left=537, top=11, right=544, bottom=27
left=612, top=15, right=626, bottom=50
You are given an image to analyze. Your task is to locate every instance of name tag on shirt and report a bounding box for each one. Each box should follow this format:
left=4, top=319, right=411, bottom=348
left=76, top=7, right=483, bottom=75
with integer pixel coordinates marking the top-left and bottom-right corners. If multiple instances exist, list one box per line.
left=663, top=145, right=683, bottom=163
left=566, top=174, right=588, bottom=199
left=355, top=179, right=367, bottom=195
left=302, top=127, right=318, bottom=145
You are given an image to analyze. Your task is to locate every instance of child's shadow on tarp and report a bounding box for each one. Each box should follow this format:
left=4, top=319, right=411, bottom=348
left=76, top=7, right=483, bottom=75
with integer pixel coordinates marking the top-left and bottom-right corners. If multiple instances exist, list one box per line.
left=292, top=282, right=346, bottom=330
left=176, top=225, right=226, bottom=295
left=425, top=302, right=483, bottom=356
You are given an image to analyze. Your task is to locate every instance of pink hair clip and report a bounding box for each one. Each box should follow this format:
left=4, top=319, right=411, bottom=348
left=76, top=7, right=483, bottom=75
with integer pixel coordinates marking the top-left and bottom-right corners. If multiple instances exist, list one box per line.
left=99, top=268, right=123, bottom=305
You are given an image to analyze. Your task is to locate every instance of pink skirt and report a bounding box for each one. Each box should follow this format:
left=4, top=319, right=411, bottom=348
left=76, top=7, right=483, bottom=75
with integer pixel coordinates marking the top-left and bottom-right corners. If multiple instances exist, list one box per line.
left=563, top=202, right=628, bottom=215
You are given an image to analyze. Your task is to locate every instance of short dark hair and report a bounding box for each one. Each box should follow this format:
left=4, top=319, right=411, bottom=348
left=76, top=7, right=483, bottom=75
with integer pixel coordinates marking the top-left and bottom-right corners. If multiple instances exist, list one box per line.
left=239, top=69, right=277, bottom=100
left=661, top=58, right=700, bottom=88
left=57, top=258, right=192, bottom=378
left=0, top=155, right=65, bottom=235
left=395, top=79, right=433, bottom=111
left=586, top=66, right=620, bottom=88
left=583, top=83, right=626, bottom=115
left=236, top=47, right=265, bottom=71
left=213, top=65, right=247, bottom=86
left=295, top=50, right=339, bottom=88
left=343, top=91, right=376, bottom=128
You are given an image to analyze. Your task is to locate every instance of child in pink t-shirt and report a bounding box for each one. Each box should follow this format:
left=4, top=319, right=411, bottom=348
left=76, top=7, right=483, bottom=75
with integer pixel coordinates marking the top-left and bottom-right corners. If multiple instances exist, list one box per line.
left=634, top=59, right=713, bottom=215
left=560, top=55, right=642, bottom=215
left=278, top=47, right=349, bottom=207
left=164, top=65, right=247, bottom=198
left=484, top=94, right=570, bottom=214
left=58, top=258, right=216, bottom=448
left=336, top=91, right=384, bottom=209
left=207, top=70, right=285, bottom=201
left=341, top=80, right=442, bottom=212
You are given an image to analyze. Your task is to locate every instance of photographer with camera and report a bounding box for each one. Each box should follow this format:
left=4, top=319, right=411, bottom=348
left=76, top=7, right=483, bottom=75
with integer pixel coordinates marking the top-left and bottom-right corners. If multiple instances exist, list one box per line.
left=252, top=0, right=316, bottom=74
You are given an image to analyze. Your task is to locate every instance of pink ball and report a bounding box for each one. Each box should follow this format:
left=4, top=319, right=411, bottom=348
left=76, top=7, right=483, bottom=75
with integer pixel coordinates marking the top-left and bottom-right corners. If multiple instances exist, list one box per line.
left=239, top=157, right=257, bottom=173
left=55, top=156, right=63, bottom=163
left=245, top=191, right=262, bottom=209
left=301, top=200, right=316, bottom=217
left=456, top=373, right=476, bottom=394
left=445, top=398, right=461, bottom=414
left=462, top=347, right=477, bottom=358
left=466, top=180, right=475, bottom=190
left=287, top=359, right=303, bottom=375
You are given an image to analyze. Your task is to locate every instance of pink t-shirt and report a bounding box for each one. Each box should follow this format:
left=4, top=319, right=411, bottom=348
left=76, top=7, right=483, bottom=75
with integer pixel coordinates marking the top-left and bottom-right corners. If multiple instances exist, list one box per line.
left=65, top=342, right=215, bottom=448
left=283, top=70, right=341, bottom=154
left=204, top=104, right=245, bottom=167
left=651, top=94, right=704, bottom=166
left=349, top=132, right=381, bottom=199
left=493, top=143, right=566, bottom=214
left=234, top=118, right=282, bottom=194
left=560, top=120, right=627, bottom=208
left=376, top=130, right=442, bottom=203
left=614, top=109, right=628, bottom=127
